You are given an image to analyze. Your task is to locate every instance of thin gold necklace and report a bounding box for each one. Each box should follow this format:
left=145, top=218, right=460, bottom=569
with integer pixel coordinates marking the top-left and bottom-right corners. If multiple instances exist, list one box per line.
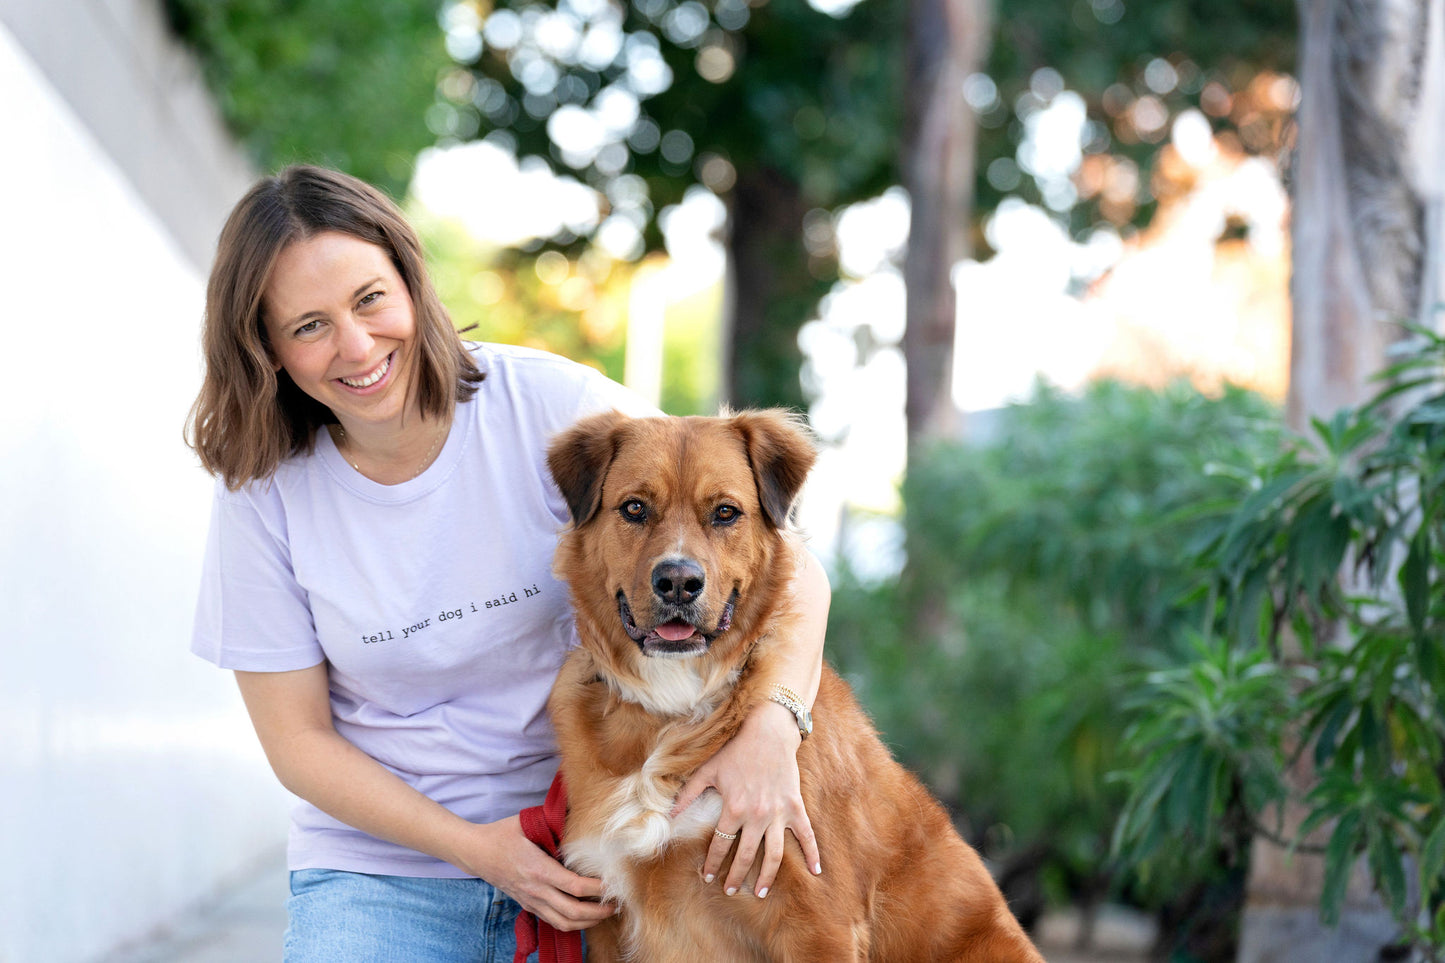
left=330, top=420, right=447, bottom=482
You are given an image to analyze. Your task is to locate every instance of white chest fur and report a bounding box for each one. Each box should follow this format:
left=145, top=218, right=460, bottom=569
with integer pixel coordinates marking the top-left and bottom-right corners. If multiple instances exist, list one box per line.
left=563, top=657, right=738, bottom=904
left=563, top=765, right=723, bottom=906
left=609, top=657, right=734, bottom=719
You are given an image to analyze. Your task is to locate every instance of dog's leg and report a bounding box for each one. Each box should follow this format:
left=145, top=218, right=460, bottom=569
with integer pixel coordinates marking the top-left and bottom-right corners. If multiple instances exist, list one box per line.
left=952, top=924, right=1047, bottom=963
left=578, top=917, right=624, bottom=963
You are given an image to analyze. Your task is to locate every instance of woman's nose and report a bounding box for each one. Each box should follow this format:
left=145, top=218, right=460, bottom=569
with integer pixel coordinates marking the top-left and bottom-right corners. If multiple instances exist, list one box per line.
left=334, top=314, right=375, bottom=361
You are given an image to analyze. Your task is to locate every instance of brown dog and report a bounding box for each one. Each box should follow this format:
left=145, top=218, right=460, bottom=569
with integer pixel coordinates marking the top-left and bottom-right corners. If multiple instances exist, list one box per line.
left=546, top=410, right=1043, bottom=963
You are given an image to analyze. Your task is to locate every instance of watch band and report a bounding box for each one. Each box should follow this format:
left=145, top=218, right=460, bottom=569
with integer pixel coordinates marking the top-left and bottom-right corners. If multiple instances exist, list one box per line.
left=767, top=684, right=813, bottom=741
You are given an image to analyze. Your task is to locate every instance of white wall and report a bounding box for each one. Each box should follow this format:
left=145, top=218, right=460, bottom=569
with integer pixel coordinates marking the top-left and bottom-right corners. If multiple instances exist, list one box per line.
left=0, top=10, right=290, bottom=963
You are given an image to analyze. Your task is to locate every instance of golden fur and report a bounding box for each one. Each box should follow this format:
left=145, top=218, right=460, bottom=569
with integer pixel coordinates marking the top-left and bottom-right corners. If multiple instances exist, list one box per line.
left=546, top=410, right=1043, bottom=963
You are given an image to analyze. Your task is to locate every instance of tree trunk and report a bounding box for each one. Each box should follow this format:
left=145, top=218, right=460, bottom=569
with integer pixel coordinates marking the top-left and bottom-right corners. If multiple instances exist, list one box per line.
left=1284, top=0, right=1423, bottom=431
left=722, top=165, right=822, bottom=412
left=1240, top=0, right=1438, bottom=959
left=898, top=0, right=988, bottom=642
left=901, top=0, right=988, bottom=451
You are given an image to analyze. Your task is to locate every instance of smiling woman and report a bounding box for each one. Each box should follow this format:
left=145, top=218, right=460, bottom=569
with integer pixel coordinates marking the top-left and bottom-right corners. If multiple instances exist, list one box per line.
left=187, top=167, right=481, bottom=490
left=261, top=232, right=444, bottom=485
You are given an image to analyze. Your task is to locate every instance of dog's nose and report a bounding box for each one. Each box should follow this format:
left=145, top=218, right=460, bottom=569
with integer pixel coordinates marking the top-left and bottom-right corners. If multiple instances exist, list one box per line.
left=652, top=559, right=705, bottom=605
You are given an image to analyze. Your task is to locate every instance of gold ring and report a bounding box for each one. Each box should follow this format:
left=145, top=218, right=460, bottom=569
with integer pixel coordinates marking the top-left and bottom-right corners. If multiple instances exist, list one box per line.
left=713, top=829, right=739, bottom=840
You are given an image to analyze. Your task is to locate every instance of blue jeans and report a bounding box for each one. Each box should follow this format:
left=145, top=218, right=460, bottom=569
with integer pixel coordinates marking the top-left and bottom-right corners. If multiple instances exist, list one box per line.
left=285, top=869, right=540, bottom=962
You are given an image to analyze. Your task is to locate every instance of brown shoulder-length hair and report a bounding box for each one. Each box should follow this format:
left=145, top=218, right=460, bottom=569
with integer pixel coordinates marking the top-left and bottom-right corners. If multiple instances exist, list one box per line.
left=186, top=165, right=482, bottom=489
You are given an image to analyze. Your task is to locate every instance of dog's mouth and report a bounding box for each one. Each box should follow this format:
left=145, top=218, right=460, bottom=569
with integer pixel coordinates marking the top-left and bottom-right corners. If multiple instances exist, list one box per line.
left=617, top=591, right=737, bottom=659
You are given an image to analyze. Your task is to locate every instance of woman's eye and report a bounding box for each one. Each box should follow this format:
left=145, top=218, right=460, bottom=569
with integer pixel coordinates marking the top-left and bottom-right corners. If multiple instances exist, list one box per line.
left=295, top=319, right=322, bottom=336
left=620, top=499, right=647, bottom=522
left=713, top=505, right=740, bottom=524
left=359, top=291, right=382, bottom=307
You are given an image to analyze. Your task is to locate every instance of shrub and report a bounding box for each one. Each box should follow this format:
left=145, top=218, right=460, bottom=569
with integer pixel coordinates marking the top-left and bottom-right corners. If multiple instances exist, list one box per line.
left=826, top=378, right=1285, bottom=938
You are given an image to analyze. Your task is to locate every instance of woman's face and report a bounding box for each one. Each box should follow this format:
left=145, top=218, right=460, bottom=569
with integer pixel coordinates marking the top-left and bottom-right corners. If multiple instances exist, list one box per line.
left=262, top=231, right=418, bottom=432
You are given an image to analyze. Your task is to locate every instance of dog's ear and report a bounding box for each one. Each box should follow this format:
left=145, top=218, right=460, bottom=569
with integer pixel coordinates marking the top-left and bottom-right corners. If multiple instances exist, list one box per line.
left=548, top=410, right=629, bottom=526
left=731, top=409, right=817, bottom=529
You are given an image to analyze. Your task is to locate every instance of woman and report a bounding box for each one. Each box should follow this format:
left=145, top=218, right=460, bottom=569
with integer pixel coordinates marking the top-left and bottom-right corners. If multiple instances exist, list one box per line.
left=187, top=166, right=829, bottom=961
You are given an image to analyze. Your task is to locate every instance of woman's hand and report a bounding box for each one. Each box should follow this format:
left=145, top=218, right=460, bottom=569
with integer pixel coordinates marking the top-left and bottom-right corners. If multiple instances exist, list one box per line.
left=461, top=816, right=617, bottom=932
left=671, top=700, right=822, bottom=898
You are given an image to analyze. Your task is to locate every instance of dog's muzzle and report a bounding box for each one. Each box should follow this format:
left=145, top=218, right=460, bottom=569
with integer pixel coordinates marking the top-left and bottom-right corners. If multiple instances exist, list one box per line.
left=616, top=589, right=737, bottom=659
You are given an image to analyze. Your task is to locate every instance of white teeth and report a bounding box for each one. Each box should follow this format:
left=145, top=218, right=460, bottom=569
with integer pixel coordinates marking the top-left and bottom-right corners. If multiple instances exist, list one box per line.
left=340, top=355, right=390, bottom=388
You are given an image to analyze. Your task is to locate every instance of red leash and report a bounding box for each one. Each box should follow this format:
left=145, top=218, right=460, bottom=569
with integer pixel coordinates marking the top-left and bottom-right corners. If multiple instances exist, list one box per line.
left=513, top=771, right=583, bottom=963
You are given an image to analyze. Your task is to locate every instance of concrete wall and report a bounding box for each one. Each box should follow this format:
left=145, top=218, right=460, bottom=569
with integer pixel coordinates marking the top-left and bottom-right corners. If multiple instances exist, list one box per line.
left=0, top=0, right=256, bottom=271
left=0, top=3, right=291, bottom=961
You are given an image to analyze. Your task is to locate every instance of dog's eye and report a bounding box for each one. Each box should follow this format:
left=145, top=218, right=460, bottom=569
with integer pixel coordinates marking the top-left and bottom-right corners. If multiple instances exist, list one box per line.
left=620, top=499, right=648, bottom=523
left=712, top=505, right=741, bottom=525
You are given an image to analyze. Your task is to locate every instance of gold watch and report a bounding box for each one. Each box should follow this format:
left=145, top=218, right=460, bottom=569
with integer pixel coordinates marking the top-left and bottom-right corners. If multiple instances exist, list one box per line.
left=766, top=684, right=813, bottom=741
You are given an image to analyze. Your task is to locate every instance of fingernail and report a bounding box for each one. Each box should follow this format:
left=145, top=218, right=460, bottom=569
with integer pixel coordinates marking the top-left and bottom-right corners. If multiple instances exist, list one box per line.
left=704, top=874, right=714, bottom=883
left=757, top=887, right=769, bottom=899
left=813, top=863, right=823, bottom=876
left=726, top=886, right=737, bottom=896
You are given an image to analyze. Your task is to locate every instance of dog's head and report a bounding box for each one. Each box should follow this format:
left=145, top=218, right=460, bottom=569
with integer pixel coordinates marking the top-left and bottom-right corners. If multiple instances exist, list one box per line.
left=548, top=410, right=815, bottom=667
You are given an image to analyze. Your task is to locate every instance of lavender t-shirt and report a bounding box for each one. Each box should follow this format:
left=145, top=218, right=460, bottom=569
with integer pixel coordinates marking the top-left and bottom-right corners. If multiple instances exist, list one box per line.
left=192, top=342, right=649, bottom=877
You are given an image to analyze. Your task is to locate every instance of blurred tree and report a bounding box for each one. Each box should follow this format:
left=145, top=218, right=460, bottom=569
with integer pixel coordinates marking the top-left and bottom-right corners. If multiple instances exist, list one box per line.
left=460, top=0, right=1298, bottom=428
left=165, top=0, right=1299, bottom=436
left=973, top=0, right=1296, bottom=239
left=456, top=0, right=902, bottom=411
left=902, top=0, right=987, bottom=447
left=896, top=0, right=1296, bottom=649
left=162, top=0, right=449, bottom=198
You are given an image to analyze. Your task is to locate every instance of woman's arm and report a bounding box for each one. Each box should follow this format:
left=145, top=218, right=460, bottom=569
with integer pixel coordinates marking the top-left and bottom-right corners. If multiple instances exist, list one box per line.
left=670, top=545, right=831, bottom=898
left=234, top=665, right=615, bottom=931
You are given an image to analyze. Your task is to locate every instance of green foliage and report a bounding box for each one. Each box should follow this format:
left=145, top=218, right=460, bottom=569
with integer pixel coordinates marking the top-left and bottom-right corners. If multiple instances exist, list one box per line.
left=1111, top=635, right=1291, bottom=879
left=163, top=0, right=449, bottom=197
left=1112, top=328, right=1445, bottom=958
left=904, top=380, right=1285, bottom=652
left=827, top=379, right=1284, bottom=926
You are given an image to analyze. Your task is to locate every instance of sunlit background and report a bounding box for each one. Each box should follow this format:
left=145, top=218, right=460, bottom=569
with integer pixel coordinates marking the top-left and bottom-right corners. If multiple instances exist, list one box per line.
left=403, top=0, right=1297, bottom=580
left=8, top=0, right=1442, bottom=960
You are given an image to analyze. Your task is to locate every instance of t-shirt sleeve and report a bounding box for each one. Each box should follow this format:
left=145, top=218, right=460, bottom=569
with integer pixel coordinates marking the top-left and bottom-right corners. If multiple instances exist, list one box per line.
left=191, top=480, right=326, bottom=672
left=575, top=368, right=661, bottom=420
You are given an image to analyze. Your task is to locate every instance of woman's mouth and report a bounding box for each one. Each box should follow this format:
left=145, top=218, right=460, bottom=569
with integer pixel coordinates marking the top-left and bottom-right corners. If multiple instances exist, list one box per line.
left=337, top=353, right=392, bottom=389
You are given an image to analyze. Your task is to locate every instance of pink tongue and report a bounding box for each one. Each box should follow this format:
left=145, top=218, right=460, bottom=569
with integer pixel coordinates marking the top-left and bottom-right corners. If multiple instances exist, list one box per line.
left=654, top=620, right=697, bottom=642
